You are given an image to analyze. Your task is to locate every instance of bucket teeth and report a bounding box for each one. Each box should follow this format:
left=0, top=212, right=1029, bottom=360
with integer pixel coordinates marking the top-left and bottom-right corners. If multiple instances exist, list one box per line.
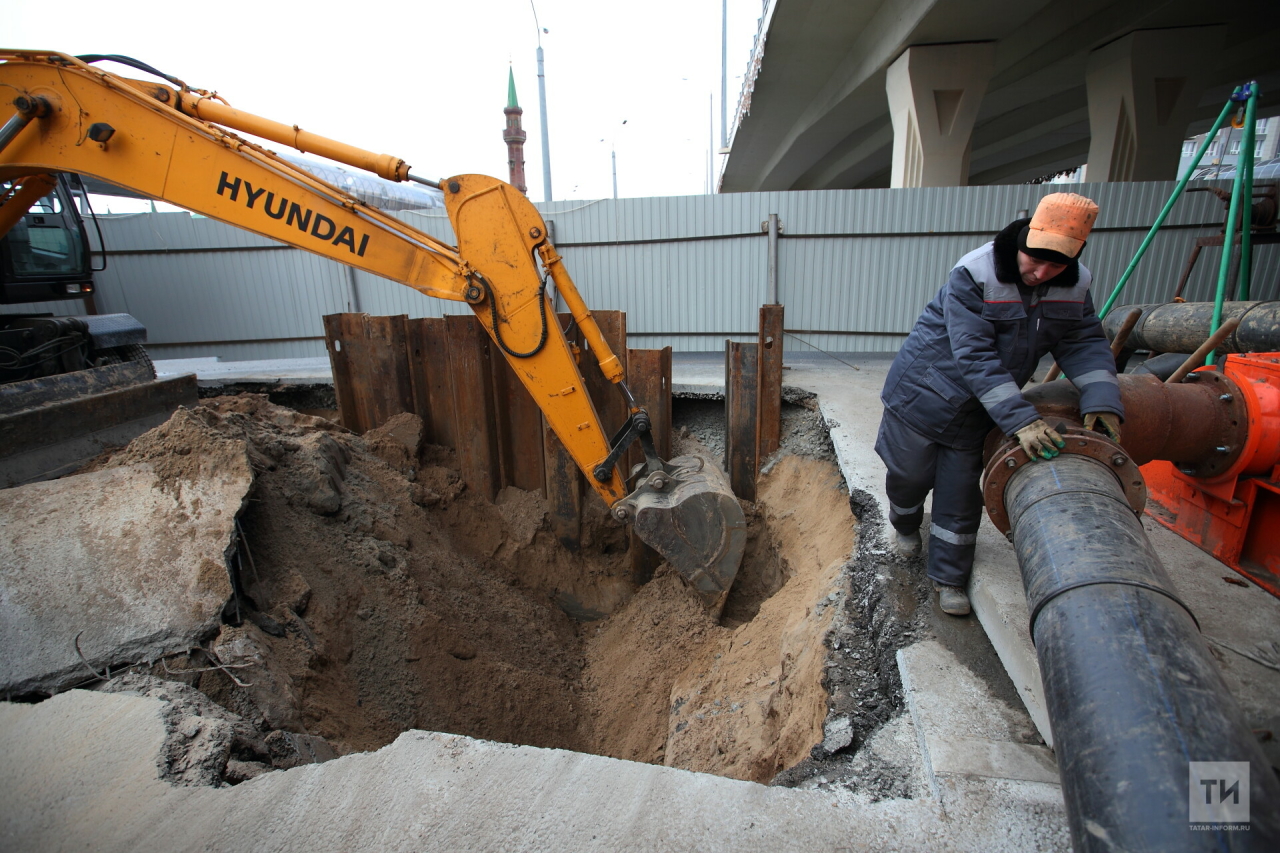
left=621, top=455, right=747, bottom=611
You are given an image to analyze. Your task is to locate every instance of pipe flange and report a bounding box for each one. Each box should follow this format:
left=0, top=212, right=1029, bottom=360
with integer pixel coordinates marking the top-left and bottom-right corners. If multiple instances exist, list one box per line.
left=983, top=428, right=1147, bottom=535
left=1173, top=368, right=1249, bottom=479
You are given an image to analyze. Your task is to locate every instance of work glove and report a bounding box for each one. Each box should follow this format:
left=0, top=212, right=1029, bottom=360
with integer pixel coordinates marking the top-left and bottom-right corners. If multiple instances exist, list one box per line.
left=1015, top=419, right=1065, bottom=461
left=1084, top=412, right=1122, bottom=443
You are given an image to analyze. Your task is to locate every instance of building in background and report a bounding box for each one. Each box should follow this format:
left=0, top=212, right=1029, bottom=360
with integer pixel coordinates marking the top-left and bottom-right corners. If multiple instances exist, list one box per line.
left=504, top=68, right=529, bottom=195
left=1179, top=117, right=1280, bottom=179
left=721, top=0, right=1279, bottom=191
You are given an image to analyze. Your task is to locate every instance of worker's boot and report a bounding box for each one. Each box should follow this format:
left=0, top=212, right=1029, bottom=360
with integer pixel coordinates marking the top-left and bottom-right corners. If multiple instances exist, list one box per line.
left=934, top=583, right=971, bottom=616
left=893, top=528, right=922, bottom=557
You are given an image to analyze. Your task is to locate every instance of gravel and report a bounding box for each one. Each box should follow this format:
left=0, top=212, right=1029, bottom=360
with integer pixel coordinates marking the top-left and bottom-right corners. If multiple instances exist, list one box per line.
left=671, top=387, right=837, bottom=472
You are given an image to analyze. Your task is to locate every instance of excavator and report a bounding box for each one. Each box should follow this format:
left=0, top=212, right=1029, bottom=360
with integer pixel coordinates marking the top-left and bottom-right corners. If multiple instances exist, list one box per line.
left=0, top=50, right=747, bottom=607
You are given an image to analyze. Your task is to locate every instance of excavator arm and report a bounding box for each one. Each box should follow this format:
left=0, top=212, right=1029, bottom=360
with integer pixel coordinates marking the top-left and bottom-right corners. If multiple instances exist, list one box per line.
left=0, top=50, right=746, bottom=607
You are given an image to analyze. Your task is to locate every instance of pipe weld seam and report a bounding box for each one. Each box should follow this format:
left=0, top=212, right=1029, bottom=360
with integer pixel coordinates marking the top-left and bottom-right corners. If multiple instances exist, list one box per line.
left=1028, top=579, right=1201, bottom=644
left=1009, top=486, right=1132, bottom=525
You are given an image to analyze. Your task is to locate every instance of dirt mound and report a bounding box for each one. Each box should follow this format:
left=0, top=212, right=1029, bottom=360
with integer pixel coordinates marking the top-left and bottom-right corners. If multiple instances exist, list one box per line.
left=580, top=455, right=855, bottom=782
left=90, top=395, right=606, bottom=756
left=80, top=394, right=853, bottom=785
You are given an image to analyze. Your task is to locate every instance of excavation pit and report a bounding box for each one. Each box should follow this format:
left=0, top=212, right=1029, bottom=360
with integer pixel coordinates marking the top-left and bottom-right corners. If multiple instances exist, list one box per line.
left=69, top=394, right=857, bottom=785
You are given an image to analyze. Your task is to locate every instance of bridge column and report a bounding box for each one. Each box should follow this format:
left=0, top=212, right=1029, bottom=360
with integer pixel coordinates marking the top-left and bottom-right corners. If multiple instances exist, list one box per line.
left=1085, top=27, right=1223, bottom=182
left=885, top=43, right=995, bottom=188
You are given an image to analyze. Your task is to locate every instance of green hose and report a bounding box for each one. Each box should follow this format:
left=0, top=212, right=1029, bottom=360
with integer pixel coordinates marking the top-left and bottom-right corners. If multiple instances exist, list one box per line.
left=1209, top=83, right=1259, bottom=366
left=1237, top=86, right=1259, bottom=301
left=1097, top=95, right=1236, bottom=320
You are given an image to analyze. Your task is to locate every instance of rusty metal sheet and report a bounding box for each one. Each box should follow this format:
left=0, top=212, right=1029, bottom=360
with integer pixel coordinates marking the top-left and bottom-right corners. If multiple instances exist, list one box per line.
left=446, top=315, right=500, bottom=502
left=405, top=317, right=456, bottom=448
left=368, top=315, right=415, bottom=431
left=323, top=313, right=358, bottom=431
left=322, top=313, right=414, bottom=434
left=491, top=348, right=546, bottom=493
left=543, top=313, right=583, bottom=549
left=725, top=340, right=759, bottom=502
left=627, top=347, right=673, bottom=461
left=757, top=305, right=784, bottom=461
left=626, top=346, right=673, bottom=582
left=543, top=414, right=582, bottom=551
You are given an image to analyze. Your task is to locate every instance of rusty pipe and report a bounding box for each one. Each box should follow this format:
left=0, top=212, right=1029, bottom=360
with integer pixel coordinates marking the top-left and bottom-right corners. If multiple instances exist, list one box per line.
left=1109, top=307, right=1143, bottom=359
left=1019, top=372, right=1248, bottom=475
left=1105, top=301, right=1280, bottom=355
left=1166, top=318, right=1241, bottom=384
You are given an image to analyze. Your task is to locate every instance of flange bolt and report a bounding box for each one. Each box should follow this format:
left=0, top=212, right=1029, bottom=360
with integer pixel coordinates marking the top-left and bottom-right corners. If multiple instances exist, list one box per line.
left=1220, top=394, right=1233, bottom=402
left=613, top=505, right=631, bottom=522
left=1112, top=454, right=1127, bottom=467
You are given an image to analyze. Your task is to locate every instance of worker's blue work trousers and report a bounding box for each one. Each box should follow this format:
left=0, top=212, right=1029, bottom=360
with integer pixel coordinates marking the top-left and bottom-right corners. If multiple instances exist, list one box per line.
left=874, top=408, right=985, bottom=588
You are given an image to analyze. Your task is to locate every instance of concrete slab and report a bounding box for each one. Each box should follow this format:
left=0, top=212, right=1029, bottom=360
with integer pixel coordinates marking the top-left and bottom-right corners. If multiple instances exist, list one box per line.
left=153, top=356, right=333, bottom=387
left=0, top=411, right=251, bottom=696
left=0, top=689, right=1071, bottom=852
left=1140, top=517, right=1280, bottom=768
left=968, top=525, right=1052, bottom=747
left=898, top=640, right=1059, bottom=801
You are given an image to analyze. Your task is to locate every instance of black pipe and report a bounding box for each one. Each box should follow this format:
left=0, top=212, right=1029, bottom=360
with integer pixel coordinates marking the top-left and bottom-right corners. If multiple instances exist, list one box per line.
left=1131, top=351, right=1192, bottom=381
left=1106, top=301, right=1280, bottom=355
left=1004, top=453, right=1280, bottom=851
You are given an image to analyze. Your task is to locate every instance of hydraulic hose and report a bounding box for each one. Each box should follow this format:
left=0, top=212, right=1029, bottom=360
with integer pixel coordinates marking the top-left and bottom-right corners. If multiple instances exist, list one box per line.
left=1002, top=452, right=1280, bottom=851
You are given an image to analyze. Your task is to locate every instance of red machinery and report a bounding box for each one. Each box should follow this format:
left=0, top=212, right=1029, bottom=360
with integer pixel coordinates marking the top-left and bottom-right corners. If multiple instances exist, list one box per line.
left=1013, top=354, right=1280, bottom=598
left=1141, top=354, right=1280, bottom=594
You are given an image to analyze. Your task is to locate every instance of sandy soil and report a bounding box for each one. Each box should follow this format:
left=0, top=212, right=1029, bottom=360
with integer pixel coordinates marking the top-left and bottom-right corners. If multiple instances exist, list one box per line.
left=578, top=454, right=854, bottom=781
left=90, top=395, right=852, bottom=782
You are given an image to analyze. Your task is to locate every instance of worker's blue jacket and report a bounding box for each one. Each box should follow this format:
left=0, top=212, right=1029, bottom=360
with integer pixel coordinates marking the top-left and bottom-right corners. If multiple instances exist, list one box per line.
left=881, top=218, right=1124, bottom=449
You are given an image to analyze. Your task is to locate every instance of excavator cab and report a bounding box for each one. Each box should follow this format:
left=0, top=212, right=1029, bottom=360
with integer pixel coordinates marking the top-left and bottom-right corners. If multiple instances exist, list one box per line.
left=0, top=173, right=150, bottom=386
left=1, top=174, right=94, bottom=305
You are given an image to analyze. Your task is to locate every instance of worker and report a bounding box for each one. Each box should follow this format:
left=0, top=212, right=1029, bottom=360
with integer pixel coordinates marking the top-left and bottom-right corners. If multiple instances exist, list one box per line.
left=876, top=192, right=1123, bottom=616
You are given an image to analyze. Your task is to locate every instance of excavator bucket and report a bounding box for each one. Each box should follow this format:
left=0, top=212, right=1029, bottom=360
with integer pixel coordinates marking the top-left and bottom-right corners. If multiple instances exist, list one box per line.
left=614, top=455, right=747, bottom=611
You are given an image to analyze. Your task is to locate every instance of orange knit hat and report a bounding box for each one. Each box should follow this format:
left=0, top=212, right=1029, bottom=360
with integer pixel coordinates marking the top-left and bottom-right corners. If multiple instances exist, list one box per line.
left=1026, top=193, right=1098, bottom=259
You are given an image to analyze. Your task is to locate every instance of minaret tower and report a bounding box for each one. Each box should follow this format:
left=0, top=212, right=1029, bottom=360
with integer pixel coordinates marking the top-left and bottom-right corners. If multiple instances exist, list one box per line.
left=504, top=67, right=528, bottom=194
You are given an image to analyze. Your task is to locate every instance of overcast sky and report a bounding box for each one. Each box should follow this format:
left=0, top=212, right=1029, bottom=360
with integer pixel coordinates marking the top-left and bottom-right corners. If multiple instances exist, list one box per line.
left=10, top=0, right=765, bottom=208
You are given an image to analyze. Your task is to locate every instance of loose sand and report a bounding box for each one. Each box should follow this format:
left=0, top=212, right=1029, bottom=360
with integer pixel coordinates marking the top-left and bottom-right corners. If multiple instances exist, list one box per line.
left=84, top=395, right=853, bottom=782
